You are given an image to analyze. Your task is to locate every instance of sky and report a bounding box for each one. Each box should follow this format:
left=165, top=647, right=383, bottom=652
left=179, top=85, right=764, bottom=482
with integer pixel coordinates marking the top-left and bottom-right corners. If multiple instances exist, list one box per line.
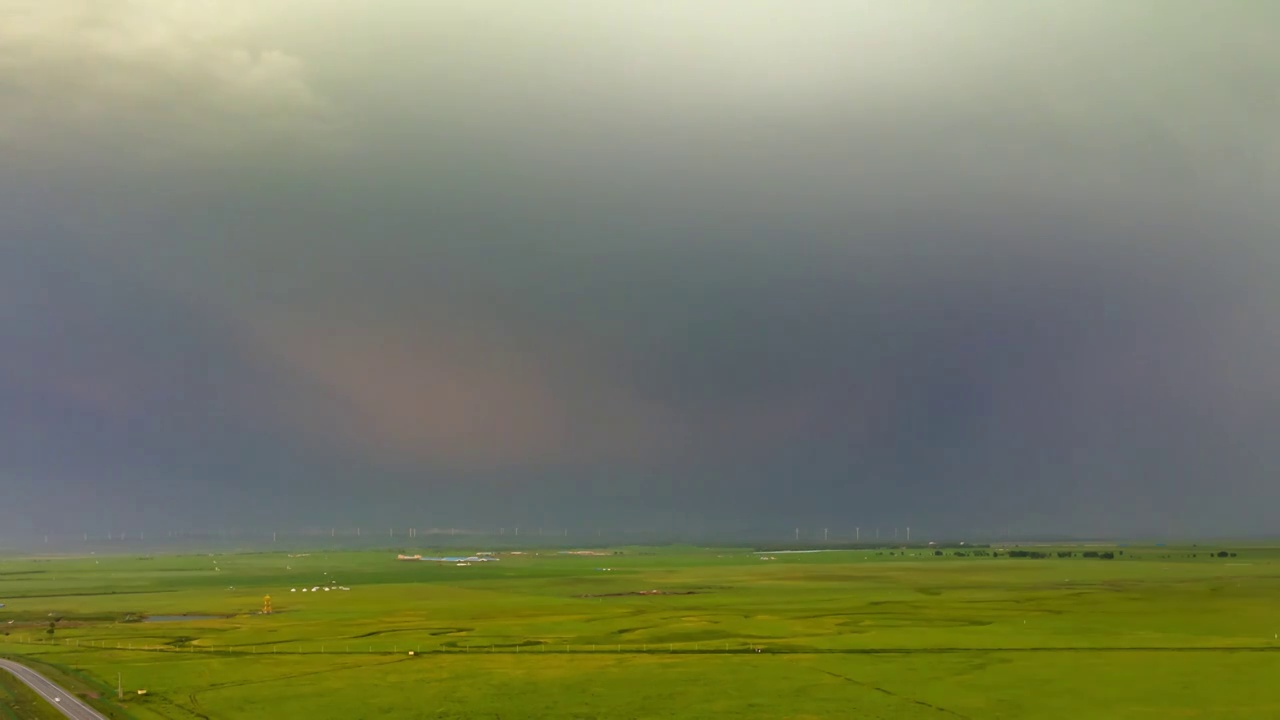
left=2, top=1, right=1277, bottom=541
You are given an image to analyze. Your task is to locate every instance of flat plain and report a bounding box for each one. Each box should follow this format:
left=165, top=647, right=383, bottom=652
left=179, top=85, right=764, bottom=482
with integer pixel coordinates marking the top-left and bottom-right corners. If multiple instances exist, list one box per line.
left=1, top=544, right=1278, bottom=719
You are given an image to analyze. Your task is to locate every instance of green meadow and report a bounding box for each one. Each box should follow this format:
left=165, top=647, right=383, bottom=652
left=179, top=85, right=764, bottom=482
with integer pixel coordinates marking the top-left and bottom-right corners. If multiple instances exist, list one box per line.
left=2, top=544, right=1279, bottom=719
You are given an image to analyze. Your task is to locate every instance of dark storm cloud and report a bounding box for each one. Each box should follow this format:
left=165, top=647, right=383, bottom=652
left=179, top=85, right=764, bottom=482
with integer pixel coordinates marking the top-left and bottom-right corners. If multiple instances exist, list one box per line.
left=1, top=1, right=1277, bottom=537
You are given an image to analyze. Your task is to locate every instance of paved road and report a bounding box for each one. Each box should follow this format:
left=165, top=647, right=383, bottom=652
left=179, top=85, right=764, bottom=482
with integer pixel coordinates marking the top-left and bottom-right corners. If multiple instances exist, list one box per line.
left=0, top=657, right=108, bottom=719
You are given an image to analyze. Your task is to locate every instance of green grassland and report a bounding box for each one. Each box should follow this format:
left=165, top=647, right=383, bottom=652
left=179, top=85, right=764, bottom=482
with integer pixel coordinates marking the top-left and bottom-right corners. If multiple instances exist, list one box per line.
left=1, top=544, right=1279, bottom=718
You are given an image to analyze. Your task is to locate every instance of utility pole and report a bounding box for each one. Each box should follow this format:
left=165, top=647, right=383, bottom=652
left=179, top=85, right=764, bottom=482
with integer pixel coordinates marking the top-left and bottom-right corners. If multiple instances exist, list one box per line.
left=795, top=528, right=799, bottom=542
left=117, top=672, right=123, bottom=700
left=824, top=528, right=829, bottom=542
left=906, top=527, right=911, bottom=542
left=856, top=527, right=860, bottom=542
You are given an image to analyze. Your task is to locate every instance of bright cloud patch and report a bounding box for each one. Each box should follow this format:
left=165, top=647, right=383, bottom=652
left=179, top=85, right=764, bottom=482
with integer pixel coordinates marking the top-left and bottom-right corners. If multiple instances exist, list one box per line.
left=0, top=0, right=328, bottom=161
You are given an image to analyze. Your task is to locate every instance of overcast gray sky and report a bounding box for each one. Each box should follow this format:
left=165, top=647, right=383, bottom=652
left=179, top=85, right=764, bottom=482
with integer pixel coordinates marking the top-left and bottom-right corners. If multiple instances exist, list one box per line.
left=2, top=1, right=1277, bottom=540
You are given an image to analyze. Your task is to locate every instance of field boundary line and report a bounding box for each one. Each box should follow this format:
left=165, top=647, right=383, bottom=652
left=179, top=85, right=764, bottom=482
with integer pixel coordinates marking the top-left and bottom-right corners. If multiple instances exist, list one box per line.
left=7, top=638, right=1280, bottom=657
left=816, top=668, right=971, bottom=719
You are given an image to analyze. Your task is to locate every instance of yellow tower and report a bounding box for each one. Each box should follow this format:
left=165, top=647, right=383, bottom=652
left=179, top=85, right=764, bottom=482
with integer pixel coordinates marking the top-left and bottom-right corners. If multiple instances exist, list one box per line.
left=262, top=595, right=272, bottom=614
